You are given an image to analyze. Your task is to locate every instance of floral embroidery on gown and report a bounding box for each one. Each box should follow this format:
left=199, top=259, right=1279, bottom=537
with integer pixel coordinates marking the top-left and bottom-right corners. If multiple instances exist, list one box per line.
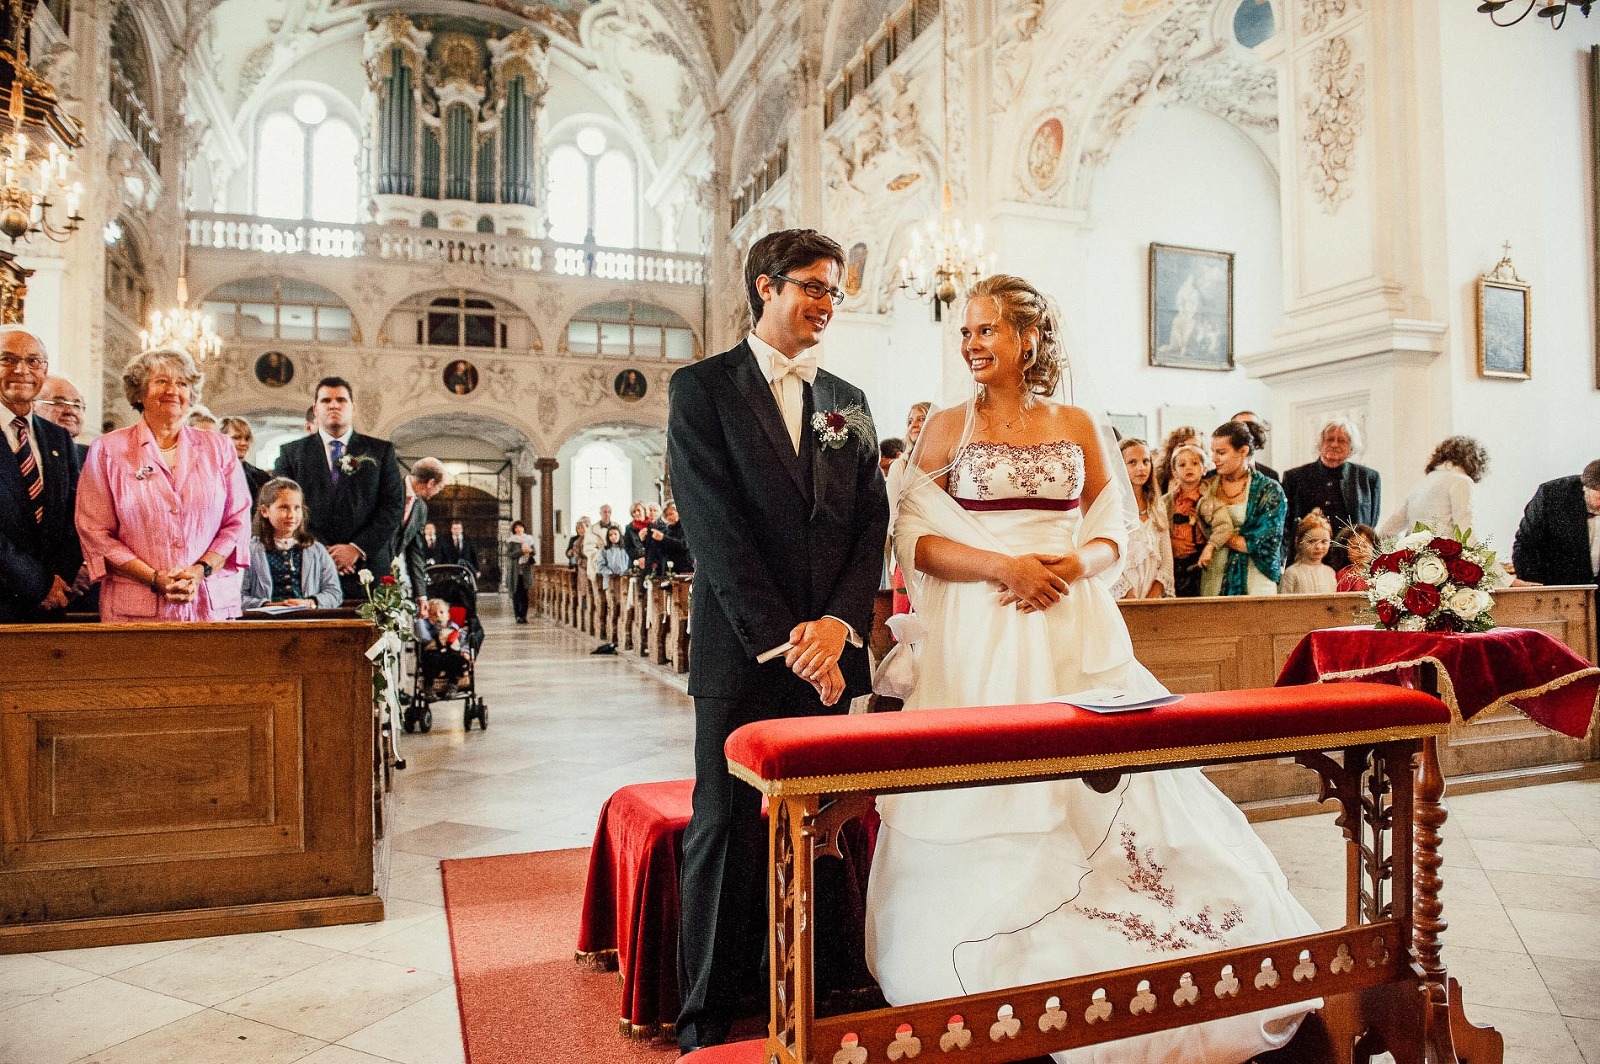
left=869, top=440, right=1319, bottom=1064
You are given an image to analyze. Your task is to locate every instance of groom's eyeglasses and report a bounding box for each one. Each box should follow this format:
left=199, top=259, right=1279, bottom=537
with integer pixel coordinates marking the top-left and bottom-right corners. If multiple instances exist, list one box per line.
left=774, top=274, right=845, bottom=306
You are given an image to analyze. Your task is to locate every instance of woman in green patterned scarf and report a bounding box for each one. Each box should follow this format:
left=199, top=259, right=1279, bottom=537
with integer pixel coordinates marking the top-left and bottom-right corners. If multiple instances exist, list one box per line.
left=1199, top=419, right=1286, bottom=596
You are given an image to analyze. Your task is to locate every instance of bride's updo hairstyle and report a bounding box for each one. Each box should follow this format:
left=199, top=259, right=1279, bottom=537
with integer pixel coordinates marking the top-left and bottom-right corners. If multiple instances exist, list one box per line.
left=968, top=274, right=1064, bottom=397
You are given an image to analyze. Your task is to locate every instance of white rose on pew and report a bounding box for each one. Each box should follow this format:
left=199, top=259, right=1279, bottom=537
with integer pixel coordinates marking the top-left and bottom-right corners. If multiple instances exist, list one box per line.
left=1373, top=571, right=1407, bottom=602
left=1397, top=616, right=1426, bottom=632
left=1414, top=556, right=1449, bottom=586
left=1447, top=587, right=1491, bottom=620
left=1397, top=531, right=1435, bottom=551
left=359, top=569, right=374, bottom=586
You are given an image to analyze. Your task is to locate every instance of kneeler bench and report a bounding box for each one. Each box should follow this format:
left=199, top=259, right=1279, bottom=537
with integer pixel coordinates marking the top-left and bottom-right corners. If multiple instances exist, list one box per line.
left=684, top=681, right=1503, bottom=1064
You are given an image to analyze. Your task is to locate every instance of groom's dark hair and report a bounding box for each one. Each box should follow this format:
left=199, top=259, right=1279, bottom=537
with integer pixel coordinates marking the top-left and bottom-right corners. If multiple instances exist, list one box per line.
left=745, top=229, right=846, bottom=324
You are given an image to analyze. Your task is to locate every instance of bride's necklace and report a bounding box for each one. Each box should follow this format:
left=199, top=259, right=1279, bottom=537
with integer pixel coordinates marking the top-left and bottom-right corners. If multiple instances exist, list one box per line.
left=981, top=393, right=1035, bottom=430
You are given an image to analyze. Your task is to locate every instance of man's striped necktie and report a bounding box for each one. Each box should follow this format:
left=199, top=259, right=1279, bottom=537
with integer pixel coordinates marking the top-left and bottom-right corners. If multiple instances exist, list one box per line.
left=11, top=415, right=42, bottom=523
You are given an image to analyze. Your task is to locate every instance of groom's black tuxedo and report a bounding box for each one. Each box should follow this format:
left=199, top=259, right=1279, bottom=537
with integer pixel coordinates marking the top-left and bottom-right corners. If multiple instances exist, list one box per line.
left=275, top=432, right=405, bottom=599
left=668, top=340, right=889, bottom=1049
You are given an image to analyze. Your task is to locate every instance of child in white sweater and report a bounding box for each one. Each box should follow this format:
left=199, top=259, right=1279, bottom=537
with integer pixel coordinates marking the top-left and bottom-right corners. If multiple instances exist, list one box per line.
left=1280, top=509, right=1338, bottom=594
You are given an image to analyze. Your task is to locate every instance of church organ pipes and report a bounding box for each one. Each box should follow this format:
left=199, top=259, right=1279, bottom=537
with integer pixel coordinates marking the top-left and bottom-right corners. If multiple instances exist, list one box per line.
left=364, top=14, right=548, bottom=230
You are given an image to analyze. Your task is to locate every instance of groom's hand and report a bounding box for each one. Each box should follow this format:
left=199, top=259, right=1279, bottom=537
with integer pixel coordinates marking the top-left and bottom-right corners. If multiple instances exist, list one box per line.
left=785, top=617, right=848, bottom=683
left=808, top=661, right=846, bottom=707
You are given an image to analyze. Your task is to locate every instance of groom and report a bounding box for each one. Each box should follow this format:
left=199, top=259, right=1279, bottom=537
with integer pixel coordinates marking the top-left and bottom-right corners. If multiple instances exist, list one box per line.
left=668, top=229, right=890, bottom=1052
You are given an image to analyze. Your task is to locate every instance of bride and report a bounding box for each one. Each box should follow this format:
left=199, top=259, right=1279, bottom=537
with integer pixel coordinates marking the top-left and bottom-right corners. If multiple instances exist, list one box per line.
left=866, top=275, right=1319, bottom=1064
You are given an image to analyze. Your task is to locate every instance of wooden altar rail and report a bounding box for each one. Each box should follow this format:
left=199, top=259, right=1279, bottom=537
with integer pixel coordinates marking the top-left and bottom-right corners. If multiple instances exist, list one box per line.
left=533, top=572, right=1597, bottom=810
left=0, top=620, right=385, bottom=954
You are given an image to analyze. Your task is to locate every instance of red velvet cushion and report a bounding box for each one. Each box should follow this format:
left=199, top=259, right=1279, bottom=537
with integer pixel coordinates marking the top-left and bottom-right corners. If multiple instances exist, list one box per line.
left=725, top=682, right=1447, bottom=793
left=679, top=1039, right=765, bottom=1064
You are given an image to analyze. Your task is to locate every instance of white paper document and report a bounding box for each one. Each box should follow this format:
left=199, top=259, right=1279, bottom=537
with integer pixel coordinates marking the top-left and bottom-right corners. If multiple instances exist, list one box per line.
left=1049, top=688, right=1184, bottom=713
left=247, top=604, right=311, bottom=616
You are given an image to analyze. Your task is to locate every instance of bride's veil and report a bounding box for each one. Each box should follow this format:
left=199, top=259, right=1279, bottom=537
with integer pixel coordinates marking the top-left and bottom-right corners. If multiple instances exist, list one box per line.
left=890, top=278, right=1140, bottom=610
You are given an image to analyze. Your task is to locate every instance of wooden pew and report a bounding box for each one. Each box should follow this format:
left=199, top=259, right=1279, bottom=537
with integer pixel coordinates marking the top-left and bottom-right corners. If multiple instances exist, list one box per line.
left=698, top=682, right=1500, bottom=1064
left=0, top=620, right=384, bottom=954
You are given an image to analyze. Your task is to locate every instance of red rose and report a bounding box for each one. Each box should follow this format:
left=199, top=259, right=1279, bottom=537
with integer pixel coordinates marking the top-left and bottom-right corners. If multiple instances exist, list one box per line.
left=380, top=575, right=396, bottom=585
left=825, top=412, right=846, bottom=431
left=1402, top=584, right=1440, bottom=616
left=1372, top=550, right=1412, bottom=574
left=1429, top=537, right=1464, bottom=559
left=1446, top=557, right=1484, bottom=585
left=1375, top=601, right=1399, bottom=626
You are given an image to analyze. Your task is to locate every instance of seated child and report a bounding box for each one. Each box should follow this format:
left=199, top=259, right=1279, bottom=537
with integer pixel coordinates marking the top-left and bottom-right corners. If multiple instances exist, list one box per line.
left=1280, top=509, right=1339, bottom=594
left=242, top=477, right=344, bottom=609
left=414, top=597, right=469, bottom=695
left=1336, top=524, right=1379, bottom=592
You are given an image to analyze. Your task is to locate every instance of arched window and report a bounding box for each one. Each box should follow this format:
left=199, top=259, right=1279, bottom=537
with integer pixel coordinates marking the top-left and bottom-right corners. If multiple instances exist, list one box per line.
left=255, top=91, right=360, bottom=224
left=476, top=215, right=495, bottom=234
left=570, top=441, right=631, bottom=529
left=418, top=295, right=507, bottom=349
left=420, top=211, right=439, bottom=229
left=546, top=124, right=637, bottom=248
left=109, top=3, right=159, bottom=169
left=566, top=301, right=696, bottom=361
left=201, top=277, right=353, bottom=342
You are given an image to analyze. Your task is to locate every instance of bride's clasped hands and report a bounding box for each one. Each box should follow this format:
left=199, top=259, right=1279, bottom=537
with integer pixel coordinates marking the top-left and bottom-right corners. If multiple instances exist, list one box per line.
left=994, top=551, right=1079, bottom=612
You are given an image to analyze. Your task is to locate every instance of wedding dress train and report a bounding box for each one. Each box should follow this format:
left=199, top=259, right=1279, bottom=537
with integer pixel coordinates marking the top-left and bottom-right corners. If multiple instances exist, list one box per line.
left=867, top=441, right=1319, bottom=1064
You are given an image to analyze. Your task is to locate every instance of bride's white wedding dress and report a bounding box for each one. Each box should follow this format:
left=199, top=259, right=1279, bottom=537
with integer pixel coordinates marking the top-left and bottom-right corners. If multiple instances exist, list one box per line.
left=867, top=440, right=1319, bottom=1064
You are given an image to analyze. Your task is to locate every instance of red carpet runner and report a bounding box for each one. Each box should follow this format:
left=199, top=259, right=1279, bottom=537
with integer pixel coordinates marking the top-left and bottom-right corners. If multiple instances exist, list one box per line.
left=440, top=848, right=679, bottom=1064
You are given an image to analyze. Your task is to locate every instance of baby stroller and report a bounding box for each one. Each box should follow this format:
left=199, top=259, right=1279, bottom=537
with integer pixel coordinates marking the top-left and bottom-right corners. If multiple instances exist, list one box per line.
left=404, top=563, right=488, bottom=733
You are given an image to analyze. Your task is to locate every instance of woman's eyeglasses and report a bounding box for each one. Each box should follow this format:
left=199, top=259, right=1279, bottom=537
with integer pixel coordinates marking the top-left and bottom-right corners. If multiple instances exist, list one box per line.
left=773, top=274, right=845, bottom=306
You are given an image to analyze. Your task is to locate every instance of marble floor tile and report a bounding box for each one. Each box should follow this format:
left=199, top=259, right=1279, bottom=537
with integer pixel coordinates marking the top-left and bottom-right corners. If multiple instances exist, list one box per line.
left=46, top=936, right=216, bottom=977
left=350, top=914, right=456, bottom=977
left=214, top=954, right=450, bottom=1043
left=292, top=1047, right=405, bottom=1064
left=63, top=1007, right=324, bottom=1064
left=111, top=932, right=341, bottom=1007
left=0, top=953, right=99, bottom=1014
left=1452, top=1004, right=1586, bottom=1064
left=1437, top=865, right=1504, bottom=910
left=1435, top=901, right=1526, bottom=954
left=1532, top=955, right=1600, bottom=1020
left=1567, top=1016, right=1600, bottom=1064
left=390, top=821, right=518, bottom=860
left=1470, top=838, right=1600, bottom=879
left=1484, top=869, right=1600, bottom=915
left=386, top=865, right=448, bottom=907
left=1453, top=811, right=1594, bottom=847
left=1505, top=907, right=1600, bottom=961
left=337, top=987, right=466, bottom=1064
left=1439, top=945, right=1560, bottom=1014
left=0, top=976, right=203, bottom=1064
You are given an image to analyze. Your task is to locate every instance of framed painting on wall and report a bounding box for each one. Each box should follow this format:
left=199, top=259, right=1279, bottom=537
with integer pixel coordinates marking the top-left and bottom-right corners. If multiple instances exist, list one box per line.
left=1104, top=412, right=1148, bottom=443
left=1148, top=243, right=1234, bottom=371
left=1476, top=272, right=1531, bottom=380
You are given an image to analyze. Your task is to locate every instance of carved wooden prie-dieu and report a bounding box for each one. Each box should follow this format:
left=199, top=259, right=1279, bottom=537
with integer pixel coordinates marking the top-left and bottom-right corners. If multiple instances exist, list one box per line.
left=703, top=681, right=1502, bottom=1064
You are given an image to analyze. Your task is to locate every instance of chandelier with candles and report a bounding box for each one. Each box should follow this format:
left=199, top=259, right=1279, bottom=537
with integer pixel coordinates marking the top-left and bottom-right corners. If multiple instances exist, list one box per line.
left=0, top=0, right=84, bottom=244
left=140, top=245, right=222, bottom=362
left=1477, top=0, right=1593, bottom=27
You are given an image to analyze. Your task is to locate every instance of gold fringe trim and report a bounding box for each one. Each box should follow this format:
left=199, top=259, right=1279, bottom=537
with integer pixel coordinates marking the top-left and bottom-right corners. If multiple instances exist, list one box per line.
left=618, top=1019, right=676, bottom=1041
left=574, top=948, right=618, bottom=971
left=728, top=721, right=1446, bottom=797
left=1307, top=656, right=1600, bottom=743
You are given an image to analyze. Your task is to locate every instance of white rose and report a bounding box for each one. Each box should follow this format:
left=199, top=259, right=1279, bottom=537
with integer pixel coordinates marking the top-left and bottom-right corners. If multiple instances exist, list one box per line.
left=1414, top=555, right=1449, bottom=586
left=1398, top=616, right=1426, bottom=632
left=1372, top=572, right=1407, bottom=602
left=1445, top=587, right=1480, bottom=619
left=1397, top=531, right=1435, bottom=551
left=358, top=569, right=374, bottom=586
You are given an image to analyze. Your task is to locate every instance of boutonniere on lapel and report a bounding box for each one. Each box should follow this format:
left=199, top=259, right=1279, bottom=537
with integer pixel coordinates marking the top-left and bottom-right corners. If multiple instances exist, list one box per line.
left=337, top=452, right=378, bottom=476
left=811, top=404, right=873, bottom=451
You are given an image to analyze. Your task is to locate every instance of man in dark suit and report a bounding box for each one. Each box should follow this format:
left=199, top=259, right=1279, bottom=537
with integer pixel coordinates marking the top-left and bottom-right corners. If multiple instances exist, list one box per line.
left=0, top=327, right=82, bottom=623
left=1513, top=460, right=1600, bottom=632
left=421, top=522, right=446, bottom=566
left=274, top=376, right=405, bottom=600
left=668, top=229, right=890, bottom=1053
left=394, top=457, right=446, bottom=604
left=442, top=520, right=479, bottom=574
left=1281, top=418, right=1380, bottom=570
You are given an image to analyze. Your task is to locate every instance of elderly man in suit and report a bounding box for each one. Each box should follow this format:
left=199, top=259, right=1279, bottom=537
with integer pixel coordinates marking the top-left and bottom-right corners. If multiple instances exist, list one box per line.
left=1513, top=459, right=1600, bottom=631
left=668, top=229, right=889, bottom=1052
left=0, top=326, right=82, bottom=622
left=274, top=376, right=404, bottom=600
left=394, top=457, right=446, bottom=604
left=1281, top=417, right=1381, bottom=570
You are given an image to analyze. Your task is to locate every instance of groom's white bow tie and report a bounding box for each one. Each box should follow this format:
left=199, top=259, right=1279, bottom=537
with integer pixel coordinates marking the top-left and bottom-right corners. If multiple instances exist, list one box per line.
left=768, top=352, right=819, bottom=385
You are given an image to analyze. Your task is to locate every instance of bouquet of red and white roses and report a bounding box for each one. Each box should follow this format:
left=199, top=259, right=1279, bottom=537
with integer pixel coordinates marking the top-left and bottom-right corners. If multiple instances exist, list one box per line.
left=1365, top=524, right=1506, bottom=633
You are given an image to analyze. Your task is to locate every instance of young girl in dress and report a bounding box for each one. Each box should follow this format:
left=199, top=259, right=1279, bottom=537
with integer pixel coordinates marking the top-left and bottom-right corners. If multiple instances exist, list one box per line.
left=242, top=478, right=343, bottom=609
left=1336, top=524, right=1379, bottom=592
left=1279, top=509, right=1338, bottom=594
left=1112, top=438, right=1174, bottom=598
left=1164, top=444, right=1233, bottom=597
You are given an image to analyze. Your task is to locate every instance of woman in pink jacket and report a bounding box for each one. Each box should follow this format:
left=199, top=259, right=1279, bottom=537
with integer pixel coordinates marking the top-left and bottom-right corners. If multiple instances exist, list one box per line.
left=77, top=346, right=250, bottom=621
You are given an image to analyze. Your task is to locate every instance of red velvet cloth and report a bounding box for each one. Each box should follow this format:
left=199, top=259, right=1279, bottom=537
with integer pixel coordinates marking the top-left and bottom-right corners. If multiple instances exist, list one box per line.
left=1277, top=626, right=1600, bottom=740
left=576, top=780, right=880, bottom=1036
left=725, top=683, right=1447, bottom=788
left=679, top=1039, right=764, bottom=1064
left=577, top=780, right=695, bottom=1035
